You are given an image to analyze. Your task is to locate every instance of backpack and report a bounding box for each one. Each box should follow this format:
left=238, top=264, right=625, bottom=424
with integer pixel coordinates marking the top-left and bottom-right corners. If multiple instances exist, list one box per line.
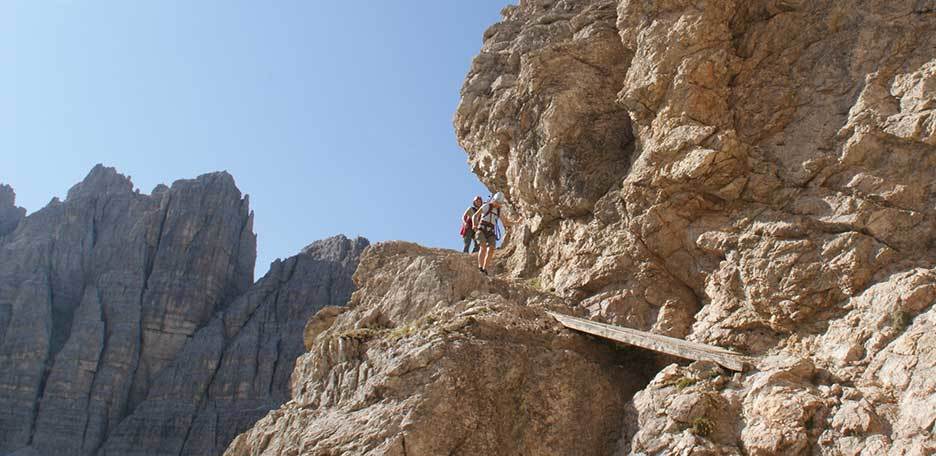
left=478, top=204, right=501, bottom=240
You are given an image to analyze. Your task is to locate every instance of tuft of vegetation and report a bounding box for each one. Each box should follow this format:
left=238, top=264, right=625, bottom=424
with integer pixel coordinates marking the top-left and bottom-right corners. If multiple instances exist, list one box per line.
left=690, top=417, right=714, bottom=437
left=385, top=325, right=413, bottom=341
left=525, top=277, right=543, bottom=291
left=386, top=314, right=444, bottom=342
left=675, top=377, right=698, bottom=390
left=891, top=309, right=911, bottom=332
left=660, top=375, right=697, bottom=390
left=337, top=327, right=380, bottom=341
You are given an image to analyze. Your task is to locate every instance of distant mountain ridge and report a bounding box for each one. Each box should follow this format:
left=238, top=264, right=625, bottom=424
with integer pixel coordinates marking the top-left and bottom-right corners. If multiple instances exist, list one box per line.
left=0, top=165, right=368, bottom=456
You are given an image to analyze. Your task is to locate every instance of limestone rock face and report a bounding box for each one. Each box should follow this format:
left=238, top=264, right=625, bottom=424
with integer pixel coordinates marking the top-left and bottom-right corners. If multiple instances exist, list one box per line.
left=455, top=0, right=635, bottom=222
left=95, top=235, right=367, bottom=456
left=449, top=0, right=936, bottom=454
left=0, top=166, right=366, bottom=456
left=224, top=1, right=934, bottom=454
left=225, top=243, right=658, bottom=456
left=0, top=165, right=255, bottom=455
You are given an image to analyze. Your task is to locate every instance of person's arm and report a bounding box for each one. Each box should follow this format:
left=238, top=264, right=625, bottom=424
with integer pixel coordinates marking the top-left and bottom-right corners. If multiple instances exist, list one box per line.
left=472, top=205, right=485, bottom=228
left=462, top=208, right=472, bottom=224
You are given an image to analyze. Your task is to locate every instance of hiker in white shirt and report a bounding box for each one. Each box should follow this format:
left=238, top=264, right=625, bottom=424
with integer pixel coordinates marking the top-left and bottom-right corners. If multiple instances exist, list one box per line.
left=471, top=192, right=512, bottom=275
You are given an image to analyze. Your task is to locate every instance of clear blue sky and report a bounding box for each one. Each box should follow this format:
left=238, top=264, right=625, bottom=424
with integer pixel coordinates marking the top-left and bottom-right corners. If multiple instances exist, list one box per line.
left=1, top=1, right=508, bottom=275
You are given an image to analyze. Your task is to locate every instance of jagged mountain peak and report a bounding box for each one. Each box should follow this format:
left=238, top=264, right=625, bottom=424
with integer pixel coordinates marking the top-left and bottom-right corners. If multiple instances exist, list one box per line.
left=0, top=184, right=17, bottom=207
left=0, top=167, right=368, bottom=456
left=301, top=234, right=370, bottom=262
left=65, top=164, right=134, bottom=200
left=0, top=183, right=26, bottom=238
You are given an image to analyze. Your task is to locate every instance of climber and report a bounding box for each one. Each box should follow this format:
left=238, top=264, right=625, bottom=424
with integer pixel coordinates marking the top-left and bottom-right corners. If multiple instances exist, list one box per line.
left=460, top=196, right=484, bottom=253
left=472, top=191, right=512, bottom=275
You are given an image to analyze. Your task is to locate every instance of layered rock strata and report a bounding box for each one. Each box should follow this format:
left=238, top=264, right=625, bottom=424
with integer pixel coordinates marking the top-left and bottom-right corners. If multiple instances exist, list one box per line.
left=0, top=165, right=256, bottom=455
left=0, top=166, right=367, bottom=456
left=97, top=235, right=367, bottom=456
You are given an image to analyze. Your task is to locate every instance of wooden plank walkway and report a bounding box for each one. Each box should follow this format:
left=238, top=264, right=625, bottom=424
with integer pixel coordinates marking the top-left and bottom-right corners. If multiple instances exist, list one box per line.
left=547, top=312, right=754, bottom=372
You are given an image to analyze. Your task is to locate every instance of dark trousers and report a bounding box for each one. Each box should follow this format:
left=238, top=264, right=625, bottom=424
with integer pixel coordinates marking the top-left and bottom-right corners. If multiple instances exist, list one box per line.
left=463, top=229, right=480, bottom=253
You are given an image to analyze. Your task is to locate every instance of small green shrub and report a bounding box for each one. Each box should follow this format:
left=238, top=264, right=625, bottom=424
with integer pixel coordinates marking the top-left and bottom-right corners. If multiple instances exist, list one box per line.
left=675, top=377, right=698, bottom=390
left=387, top=324, right=417, bottom=341
left=337, top=327, right=380, bottom=341
left=385, top=314, right=445, bottom=342
left=891, top=310, right=911, bottom=332
left=525, top=277, right=543, bottom=290
left=690, top=417, right=714, bottom=437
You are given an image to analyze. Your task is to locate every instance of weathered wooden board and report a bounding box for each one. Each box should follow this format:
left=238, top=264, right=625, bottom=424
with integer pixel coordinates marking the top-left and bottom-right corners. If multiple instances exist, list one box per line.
left=547, top=311, right=754, bottom=372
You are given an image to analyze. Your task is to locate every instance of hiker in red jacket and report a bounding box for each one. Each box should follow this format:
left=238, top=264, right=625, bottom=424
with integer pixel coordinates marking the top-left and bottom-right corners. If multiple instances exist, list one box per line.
left=460, top=196, right=483, bottom=253
left=472, top=192, right=511, bottom=275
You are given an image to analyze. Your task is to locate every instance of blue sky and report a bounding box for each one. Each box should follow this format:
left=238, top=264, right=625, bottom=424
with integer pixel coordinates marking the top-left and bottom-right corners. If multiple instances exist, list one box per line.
left=1, top=1, right=508, bottom=275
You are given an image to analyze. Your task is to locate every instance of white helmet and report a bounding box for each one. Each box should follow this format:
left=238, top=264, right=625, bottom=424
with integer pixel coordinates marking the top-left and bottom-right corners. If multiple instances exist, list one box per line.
left=491, top=192, right=506, bottom=205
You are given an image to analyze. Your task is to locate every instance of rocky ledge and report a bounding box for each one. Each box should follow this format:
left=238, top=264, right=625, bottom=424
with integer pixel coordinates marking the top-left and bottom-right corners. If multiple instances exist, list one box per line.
left=225, top=242, right=659, bottom=455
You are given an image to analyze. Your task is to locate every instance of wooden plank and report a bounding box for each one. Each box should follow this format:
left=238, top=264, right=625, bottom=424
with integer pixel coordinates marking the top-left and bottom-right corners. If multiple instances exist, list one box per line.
left=547, top=311, right=753, bottom=372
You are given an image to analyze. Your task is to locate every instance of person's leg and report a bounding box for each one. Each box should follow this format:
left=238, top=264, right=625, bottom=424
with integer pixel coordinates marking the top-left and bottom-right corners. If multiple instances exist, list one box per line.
left=479, top=246, right=490, bottom=271
left=462, top=233, right=471, bottom=253
left=481, top=245, right=493, bottom=271
left=476, top=236, right=488, bottom=269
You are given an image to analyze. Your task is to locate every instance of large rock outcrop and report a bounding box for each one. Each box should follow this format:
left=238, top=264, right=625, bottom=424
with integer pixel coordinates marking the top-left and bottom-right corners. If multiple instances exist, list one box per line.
left=0, top=166, right=367, bottom=456
left=225, top=243, right=658, bottom=456
left=452, top=0, right=936, bottom=454
left=6, top=0, right=935, bottom=454
left=224, top=1, right=935, bottom=455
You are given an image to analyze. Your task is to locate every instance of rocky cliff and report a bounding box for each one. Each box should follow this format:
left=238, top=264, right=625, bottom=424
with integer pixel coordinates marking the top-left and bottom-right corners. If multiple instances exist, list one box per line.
left=225, top=242, right=659, bottom=455
left=0, top=185, right=25, bottom=238
left=453, top=0, right=935, bottom=453
left=227, top=0, right=935, bottom=455
left=0, top=166, right=368, bottom=456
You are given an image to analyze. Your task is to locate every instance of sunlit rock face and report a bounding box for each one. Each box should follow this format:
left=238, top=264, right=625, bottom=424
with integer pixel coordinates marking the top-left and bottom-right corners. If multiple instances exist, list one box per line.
left=455, top=0, right=636, bottom=224
left=6, top=0, right=935, bottom=453
left=449, top=0, right=936, bottom=454
left=225, top=242, right=658, bottom=456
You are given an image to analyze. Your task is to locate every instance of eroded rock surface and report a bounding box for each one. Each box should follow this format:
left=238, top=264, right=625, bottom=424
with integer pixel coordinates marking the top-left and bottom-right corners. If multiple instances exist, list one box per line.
left=452, top=0, right=936, bottom=454
left=6, top=0, right=936, bottom=454
left=226, top=1, right=934, bottom=454
left=0, top=165, right=255, bottom=455
left=225, top=243, right=658, bottom=456
left=97, top=236, right=367, bottom=456
left=0, top=166, right=366, bottom=456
